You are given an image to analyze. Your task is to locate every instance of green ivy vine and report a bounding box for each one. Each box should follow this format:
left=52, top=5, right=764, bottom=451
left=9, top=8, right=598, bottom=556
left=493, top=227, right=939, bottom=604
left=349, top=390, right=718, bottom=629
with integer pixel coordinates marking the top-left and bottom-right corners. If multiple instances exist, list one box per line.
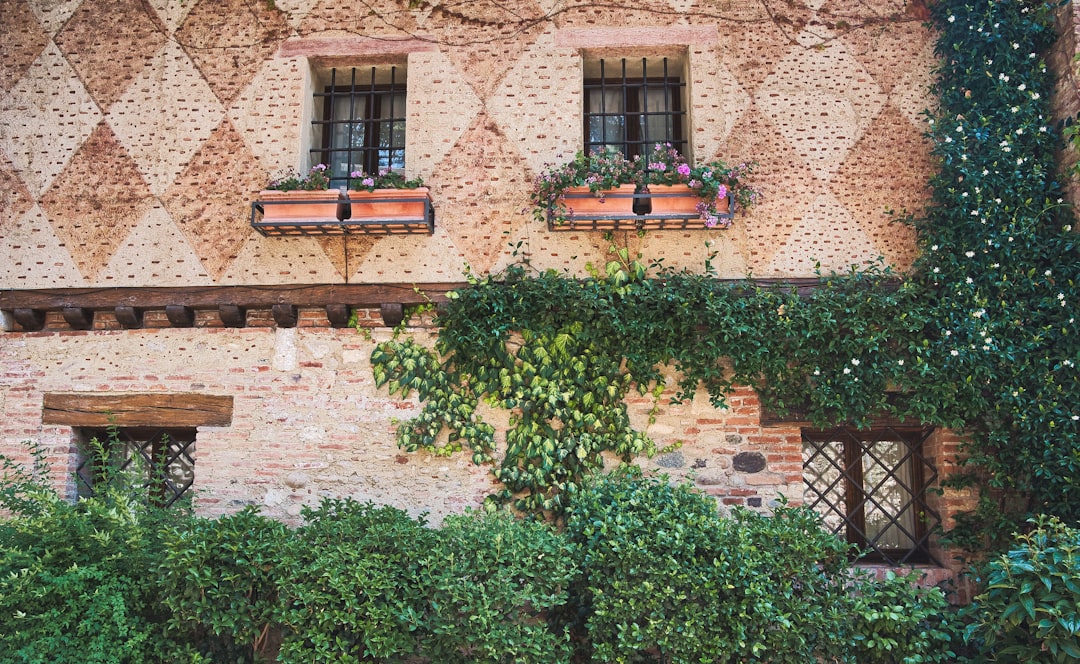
left=373, top=0, right=1080, bottom=541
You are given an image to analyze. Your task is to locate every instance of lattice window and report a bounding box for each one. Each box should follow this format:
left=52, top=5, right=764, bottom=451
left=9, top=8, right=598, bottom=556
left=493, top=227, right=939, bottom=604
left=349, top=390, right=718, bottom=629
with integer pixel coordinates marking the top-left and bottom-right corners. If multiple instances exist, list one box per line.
left=311, top=66, right=407, bottom=190
left=77, top=427, right=196, bottom=507
left=802, top=427, right=941, bottom=565
left=583, top=57, right=687, bottom=159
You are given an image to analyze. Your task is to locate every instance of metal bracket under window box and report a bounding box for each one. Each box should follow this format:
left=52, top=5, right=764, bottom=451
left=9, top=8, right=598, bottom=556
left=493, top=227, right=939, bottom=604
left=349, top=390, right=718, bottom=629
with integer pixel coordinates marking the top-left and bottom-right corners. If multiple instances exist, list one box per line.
left=251, top=188, right=434, bottom=236
left=547, top=184, right=734, bottom=232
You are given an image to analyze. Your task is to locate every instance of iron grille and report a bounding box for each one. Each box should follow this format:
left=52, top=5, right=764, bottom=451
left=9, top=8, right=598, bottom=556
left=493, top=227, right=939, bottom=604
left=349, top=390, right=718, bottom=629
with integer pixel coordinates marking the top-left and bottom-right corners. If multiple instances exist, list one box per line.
left=77, top=427, right=196, bottom=507
left=802, top=427, right=941, bottom=565
left=312, top=66, right=407, bottom=189
left=584, top=57, right=686, bottom=159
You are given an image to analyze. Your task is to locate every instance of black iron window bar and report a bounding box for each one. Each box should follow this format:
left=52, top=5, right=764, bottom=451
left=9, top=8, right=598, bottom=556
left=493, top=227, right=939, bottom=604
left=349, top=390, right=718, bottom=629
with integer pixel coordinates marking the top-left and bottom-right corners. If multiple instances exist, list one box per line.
left=312, top=67, right=407, bottom=190
left=584, top=57, right=686, bottom=159
left=802, top=427, right=942, bottom=566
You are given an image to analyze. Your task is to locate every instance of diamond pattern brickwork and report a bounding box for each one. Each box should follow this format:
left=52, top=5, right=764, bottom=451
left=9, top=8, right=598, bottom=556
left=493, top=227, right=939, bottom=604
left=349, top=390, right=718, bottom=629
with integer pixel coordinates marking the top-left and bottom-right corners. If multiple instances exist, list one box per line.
left=1, top=0, right=942, bottom=287
left=162, top=119, right=267, bottom=280
left=176, top=0, right=290, bottom=106
left=107, top=40, right=225, bottom=197
left=0, top=0, right=50, bottom=92
left=38, top=123, right=156, bottom=280
left=53, top=0, right=168, bottom=111
left=1, top=41, right=102, bottom=199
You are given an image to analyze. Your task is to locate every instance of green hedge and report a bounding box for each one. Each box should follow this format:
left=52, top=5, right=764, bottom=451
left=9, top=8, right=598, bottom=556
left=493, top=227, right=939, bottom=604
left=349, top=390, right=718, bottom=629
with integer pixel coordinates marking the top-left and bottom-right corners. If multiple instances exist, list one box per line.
left=3, top=453, right=973, bottom=664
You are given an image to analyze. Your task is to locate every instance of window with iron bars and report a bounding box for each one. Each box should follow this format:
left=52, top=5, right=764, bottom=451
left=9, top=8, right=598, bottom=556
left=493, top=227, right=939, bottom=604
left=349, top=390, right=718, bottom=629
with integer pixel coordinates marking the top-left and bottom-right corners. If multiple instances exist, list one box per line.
left=583, top=57, right=687, bottom=159
left=802, top=427, right=941, bottom=565
left=311, top=66, right=407, bottom=190
left=76, top=427, right=196, bottom=507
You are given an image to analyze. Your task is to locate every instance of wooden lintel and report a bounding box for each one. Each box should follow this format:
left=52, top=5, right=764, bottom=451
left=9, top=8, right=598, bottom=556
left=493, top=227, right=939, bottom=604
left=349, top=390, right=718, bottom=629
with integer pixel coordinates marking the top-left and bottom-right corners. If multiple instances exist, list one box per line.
left=43, top=393, right=234, bottom=427
left=272, top=304, right=297, bottom=328
left=165, top=305, right=195, bottom=327
left=13, top=308, right=45, bottom=331
left=62, top=307, right=94, bottom=330
left=325, top=303, right=351, bottom=328
left=380, top=302, right=405, bottom=327
left=219, top=304, right=246, bottom=328
left=114, top=306, right=143, bottom=329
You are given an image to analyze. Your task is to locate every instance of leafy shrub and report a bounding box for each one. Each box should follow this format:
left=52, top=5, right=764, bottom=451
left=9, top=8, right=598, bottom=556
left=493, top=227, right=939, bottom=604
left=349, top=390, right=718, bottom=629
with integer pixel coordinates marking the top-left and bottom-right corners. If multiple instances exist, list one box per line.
left=276, top=498, right=435, bottom=663
left=0, top=448, right=172, bottom=664
left=564, top=470, right=858, bottom=663
left=418, top=509, right=576, bottom=663
left=847, top=570, right=961, bottom=664
left=966, top=516, right=1080, bottom=662
left=160, top=506, right=290, bottom=662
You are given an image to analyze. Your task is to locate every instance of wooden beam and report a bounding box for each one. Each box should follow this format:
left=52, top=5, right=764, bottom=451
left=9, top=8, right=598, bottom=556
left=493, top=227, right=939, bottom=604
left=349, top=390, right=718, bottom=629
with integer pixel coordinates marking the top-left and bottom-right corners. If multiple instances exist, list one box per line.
left=42, top=393, right=234, bottom=427
left=0, top=283, right=464, bottom=310
left=13, top=308, right=45, bottom=331
left=380, top=302, right=405, bottom=327
left=272, top=304, right=297, bottom=328
left=219, top=304, right=246, bottom=328
left=114, top=306, right=143, bottom=329
left=62, top=307, right=93, bottom=330
left=165, top=305, right=195, bottom=327
left=325, top=303, right=351, bottom=328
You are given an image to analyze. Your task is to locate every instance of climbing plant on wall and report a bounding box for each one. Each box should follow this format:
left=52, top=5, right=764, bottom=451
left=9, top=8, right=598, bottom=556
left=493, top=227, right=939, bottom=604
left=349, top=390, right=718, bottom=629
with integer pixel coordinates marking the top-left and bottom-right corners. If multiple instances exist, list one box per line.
left=374, top=0, right=1080, bottom=542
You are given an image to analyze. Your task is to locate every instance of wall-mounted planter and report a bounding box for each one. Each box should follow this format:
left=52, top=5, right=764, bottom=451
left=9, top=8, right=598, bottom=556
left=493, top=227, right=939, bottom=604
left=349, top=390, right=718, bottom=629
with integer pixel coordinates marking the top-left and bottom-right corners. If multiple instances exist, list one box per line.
left=252, top=188, right=433, bottom=236
left=549, top=184, right=733, bottom=232
left=343, top=188, right=434, bottom=235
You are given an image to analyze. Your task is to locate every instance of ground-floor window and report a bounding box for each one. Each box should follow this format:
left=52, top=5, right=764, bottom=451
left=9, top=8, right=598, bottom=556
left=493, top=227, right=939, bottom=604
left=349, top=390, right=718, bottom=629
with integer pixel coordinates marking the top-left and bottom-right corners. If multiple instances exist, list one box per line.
left=802, top=427, right=941, bottom=565
left=76, top=427, right=196, bottom=507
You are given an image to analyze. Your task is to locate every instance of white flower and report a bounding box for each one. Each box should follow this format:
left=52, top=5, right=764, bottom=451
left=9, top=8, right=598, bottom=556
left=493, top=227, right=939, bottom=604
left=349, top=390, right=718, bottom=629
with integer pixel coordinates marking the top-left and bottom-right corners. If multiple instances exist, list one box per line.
left=813, top=369, right=820, bottom=376
left=1013, top=43, right=1020, bottom=50
left=948, top=15, right=955, bottom=22
left=1073, top=415, right=1079, bottom=421
left=1011, top=106, right=1020, bottom=113
left=945, top=136, right=953, bottom=143
left=851, top=359, right=860, bottom=366
left=1016, top=128, right=1024, bottom=135
left=951, top=350, right=960, bottom=356
left=1045, top=270, right=1052, bottom=276
left=973, top=309, right=985, bottom=318
left=945, top=330, right=952, bottom=337
left=966, top=277, right=974, bottom=284
left=843, top=367, right=851, bottom=375
left=931, top=244, right=939, bottom=251
left=965, top=251, right=975, bottom=258
left=1033, top=92, right=1041, bottom=100
left=1019, top=83, right=1027, bottom=91
left=933, top=267, right=940, bottom=273
left=956, top=125, right=963, bottom=132
left=898, top=359, right=905, bottom=366
left=992, top=263, right=1000, bottom=268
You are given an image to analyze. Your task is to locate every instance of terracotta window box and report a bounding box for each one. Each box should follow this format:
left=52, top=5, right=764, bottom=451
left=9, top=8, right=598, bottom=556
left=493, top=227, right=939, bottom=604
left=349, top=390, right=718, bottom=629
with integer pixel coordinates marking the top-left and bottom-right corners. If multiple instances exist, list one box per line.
left=252, top=188, right=434, bottom=236
left=548, top=184, right=733, bottom=232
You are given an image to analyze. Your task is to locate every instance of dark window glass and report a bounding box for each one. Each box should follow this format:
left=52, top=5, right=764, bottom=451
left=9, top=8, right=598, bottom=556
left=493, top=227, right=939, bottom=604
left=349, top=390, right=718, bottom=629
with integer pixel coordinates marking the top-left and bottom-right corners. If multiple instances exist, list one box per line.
left=802, top=427, right=941, bottom=565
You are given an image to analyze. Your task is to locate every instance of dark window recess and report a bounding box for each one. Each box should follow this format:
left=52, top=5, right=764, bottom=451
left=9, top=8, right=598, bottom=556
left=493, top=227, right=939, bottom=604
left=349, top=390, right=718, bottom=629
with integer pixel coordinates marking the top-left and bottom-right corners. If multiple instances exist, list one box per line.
left=77, top=427, right=196, bottom=507
left=802, top=427, right=941, bottom=565
left=584, top=57, right=686, bottom=159
left=312, top=66, right=406, bottom=190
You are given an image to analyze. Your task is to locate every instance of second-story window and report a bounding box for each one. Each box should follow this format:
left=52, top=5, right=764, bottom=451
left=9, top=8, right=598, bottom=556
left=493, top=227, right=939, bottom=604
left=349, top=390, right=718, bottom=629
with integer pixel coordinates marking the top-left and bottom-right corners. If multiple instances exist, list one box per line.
left=311, top=66, right=407, bottom=190
left=583, top=57, right=686, bottom=159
